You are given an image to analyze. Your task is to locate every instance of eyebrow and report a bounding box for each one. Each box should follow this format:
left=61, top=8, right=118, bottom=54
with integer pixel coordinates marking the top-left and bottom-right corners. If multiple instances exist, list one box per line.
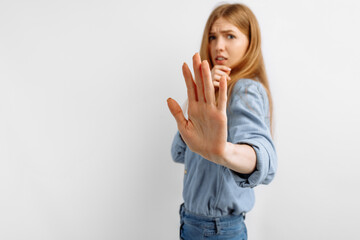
left=209, top=30, right=236, bottom=35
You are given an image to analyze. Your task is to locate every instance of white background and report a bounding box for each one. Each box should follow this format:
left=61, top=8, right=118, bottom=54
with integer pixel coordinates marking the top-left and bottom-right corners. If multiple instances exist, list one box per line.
left=1, top=0, right=360, bottom=239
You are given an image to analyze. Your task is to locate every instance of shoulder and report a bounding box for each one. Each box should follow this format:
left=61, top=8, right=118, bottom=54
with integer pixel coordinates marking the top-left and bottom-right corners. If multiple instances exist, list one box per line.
left=230, top=78, right=268, bottom=106
left=232, top=79, right=267, bottom=98
left=228, top=78, right=270, bottom=120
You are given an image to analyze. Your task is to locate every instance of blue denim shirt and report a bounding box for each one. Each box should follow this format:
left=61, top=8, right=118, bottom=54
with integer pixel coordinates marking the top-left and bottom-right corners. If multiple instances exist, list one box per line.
left=171, top=78, right=277, bottom=217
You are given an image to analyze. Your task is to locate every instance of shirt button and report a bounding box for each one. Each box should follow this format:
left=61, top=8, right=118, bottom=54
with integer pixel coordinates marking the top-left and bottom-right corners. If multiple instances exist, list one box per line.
left=184, top=169, right=187, bottom=175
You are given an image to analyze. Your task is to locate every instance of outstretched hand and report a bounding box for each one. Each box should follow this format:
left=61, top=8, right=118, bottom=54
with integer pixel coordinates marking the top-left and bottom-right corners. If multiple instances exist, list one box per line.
left=167, top=53, right=228, bottom=163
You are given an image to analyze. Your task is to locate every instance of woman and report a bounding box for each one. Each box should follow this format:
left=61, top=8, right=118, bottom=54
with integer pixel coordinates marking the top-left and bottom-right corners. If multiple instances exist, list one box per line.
left=167, top=3, right=277, bottom=239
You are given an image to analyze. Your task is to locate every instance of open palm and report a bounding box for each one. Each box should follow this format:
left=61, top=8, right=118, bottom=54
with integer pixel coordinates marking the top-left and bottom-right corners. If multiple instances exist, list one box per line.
left=167, top=53, right=228, bottom=162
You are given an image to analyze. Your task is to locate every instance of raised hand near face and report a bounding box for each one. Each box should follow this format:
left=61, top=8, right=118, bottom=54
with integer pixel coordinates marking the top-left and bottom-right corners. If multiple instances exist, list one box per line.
left=211, top=65, right=231, bottom=88
left=167, top=53, right=228, bottom=164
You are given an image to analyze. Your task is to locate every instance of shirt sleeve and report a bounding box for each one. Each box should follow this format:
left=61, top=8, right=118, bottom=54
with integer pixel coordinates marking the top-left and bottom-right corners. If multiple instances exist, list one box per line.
left=171, top=131, right=186, bottom=164
left=227, top=80, right=277, bottom=188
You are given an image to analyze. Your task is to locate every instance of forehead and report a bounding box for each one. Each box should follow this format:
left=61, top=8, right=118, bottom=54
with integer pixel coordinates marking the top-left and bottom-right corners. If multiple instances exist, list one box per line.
left=210, top=17, right=239, bottom=33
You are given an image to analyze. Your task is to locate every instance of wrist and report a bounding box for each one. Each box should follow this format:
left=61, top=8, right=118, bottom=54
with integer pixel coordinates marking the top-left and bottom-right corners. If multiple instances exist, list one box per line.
left=210, top=142, right=257, bottom=174
left=208, top=142, right=233, bottom=167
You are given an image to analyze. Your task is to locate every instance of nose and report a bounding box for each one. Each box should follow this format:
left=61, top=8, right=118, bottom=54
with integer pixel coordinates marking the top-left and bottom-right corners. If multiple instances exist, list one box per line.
left=215, top=37, right=225, bottom=52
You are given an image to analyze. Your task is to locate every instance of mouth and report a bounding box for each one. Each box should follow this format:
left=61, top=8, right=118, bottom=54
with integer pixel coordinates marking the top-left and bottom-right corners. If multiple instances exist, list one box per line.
left=216, top=56, right=227, bottom=61
left=214, top=56, right=228, bottom=64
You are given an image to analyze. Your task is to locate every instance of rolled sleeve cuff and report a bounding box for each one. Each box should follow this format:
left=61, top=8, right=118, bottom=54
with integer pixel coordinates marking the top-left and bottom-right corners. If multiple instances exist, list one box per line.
left=171, top=131, right=187, bottom=164
left=229, top=139, right=271, bottom=188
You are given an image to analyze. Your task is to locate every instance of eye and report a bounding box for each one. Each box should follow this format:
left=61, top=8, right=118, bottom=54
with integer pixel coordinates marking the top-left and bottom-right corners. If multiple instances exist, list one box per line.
left=209, top=35, right=216, bottom=41
left=227, top=34, right=235, bottom=39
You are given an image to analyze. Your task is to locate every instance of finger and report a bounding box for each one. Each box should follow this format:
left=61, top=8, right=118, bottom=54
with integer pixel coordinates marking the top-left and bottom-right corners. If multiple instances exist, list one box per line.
left=214, top=69, right=229, bottom=78
left=214, top=65, right=231, bottom=74
left=167, top=98, right=187, bottom=129
left=213, top=75, right=230, bottom=87
left=218, top=76, right=227, bottom=111
left=182, top=63, right=197, bottom=102
left=192, top=53, right=205, bottom=102
left=213, top=75, right=221, bottom=81
left=201, top=60, right=215, bottom=104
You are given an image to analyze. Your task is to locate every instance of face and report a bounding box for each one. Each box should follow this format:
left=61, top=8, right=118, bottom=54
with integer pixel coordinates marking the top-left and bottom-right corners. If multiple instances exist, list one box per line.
left=209, top=17, right=249, bottom=69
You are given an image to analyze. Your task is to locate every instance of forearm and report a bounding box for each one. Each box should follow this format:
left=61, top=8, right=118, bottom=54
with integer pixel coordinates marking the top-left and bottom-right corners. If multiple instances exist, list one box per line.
left=171, top=132, right=186, bottom=163
left=211, top=142, right=257, bottom=174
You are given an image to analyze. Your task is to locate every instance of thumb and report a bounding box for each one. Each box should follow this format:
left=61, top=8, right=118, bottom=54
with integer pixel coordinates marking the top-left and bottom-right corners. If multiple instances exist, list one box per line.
left=167, top=98, right=187, bottom=128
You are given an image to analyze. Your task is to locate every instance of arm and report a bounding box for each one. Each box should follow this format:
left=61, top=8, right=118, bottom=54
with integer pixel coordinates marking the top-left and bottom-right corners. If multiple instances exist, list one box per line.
left=215, top=142, right=256, bottom=174
left=171, top=131, right=186, bottom=164
left=224, top=81, right=277, bottom=187
left=167, top=53, right=276, bottom=186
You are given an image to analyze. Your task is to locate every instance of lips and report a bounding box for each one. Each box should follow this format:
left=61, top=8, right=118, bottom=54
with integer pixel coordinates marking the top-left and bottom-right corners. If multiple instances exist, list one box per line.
left=215, top=56, right=227, bottom=61
left=214, top=55, right=227, bottom=65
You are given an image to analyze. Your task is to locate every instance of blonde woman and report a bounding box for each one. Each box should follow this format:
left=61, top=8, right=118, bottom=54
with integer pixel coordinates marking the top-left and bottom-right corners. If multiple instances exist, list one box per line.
left=167, top=3, right=277, bottom=239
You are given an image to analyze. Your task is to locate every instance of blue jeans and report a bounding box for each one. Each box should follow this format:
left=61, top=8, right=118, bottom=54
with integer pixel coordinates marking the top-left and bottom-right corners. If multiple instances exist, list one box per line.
left=179, top=203, right=248, bottom=240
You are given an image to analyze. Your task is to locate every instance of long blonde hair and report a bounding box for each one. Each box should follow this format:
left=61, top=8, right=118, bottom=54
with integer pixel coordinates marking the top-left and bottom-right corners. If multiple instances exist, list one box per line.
left=199, top=3, right=274, bottom=133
